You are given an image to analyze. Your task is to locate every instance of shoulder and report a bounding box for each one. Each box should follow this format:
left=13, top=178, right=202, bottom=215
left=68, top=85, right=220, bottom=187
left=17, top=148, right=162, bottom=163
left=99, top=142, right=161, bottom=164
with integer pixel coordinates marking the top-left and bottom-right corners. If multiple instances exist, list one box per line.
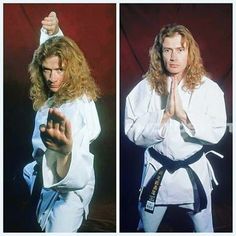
left=127, top=78, right=152, bottom=100
left=125, top=78, right=156, bottom=112
left=61, top=95, right=94, bottom=109
left=133, top=77, right=152, bottom=90
left=201, top=76, right=221, bottom=89
left=58, top=97, right=98, bottom=126
left=198, top=76, right=224, bottom=95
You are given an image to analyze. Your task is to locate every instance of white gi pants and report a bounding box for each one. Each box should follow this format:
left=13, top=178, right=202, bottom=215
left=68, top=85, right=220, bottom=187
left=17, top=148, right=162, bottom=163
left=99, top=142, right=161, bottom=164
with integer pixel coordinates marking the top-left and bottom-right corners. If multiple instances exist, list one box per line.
left=138, top=193, right=213, bottom=232
left=23, top=161, right=84, bottom=232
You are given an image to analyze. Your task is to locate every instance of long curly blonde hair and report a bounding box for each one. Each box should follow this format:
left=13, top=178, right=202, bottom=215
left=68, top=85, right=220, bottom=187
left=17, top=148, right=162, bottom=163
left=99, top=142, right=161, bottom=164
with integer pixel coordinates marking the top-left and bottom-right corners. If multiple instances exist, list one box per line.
left=144, top=24, right=206, bottom=95
left=29, top=36, right=100, bottom=111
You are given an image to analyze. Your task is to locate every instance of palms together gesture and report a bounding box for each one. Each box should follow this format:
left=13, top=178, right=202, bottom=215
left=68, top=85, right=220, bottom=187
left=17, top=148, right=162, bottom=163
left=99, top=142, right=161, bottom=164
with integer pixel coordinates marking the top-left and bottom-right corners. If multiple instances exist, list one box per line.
left=162, top=76, right=188, bottom=125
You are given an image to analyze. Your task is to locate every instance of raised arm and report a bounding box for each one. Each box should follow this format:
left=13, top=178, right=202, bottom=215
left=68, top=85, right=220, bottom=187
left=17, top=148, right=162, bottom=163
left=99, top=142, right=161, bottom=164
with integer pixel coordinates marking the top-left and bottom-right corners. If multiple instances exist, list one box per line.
left=40, top=11, right=64, bottom=45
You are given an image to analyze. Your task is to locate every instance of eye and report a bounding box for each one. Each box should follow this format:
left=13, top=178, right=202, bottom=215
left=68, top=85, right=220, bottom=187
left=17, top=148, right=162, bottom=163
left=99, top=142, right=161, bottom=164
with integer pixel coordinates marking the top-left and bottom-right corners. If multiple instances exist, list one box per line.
left=56, top=68, right=64, bottom=73
left=163, top=48, right=170, bottom=53
left=42, top=68, right=51, bottom=74
left=178, top=47, right=185, bottom=52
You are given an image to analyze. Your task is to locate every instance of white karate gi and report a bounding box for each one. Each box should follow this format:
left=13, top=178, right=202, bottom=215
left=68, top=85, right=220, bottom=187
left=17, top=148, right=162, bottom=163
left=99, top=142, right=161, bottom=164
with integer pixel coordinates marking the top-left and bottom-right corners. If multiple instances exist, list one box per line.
left=23, top=29, right=101, bottom=232
left=24, top=96, right=100, bottom=232
left=125, top=76, right=226, bottom=232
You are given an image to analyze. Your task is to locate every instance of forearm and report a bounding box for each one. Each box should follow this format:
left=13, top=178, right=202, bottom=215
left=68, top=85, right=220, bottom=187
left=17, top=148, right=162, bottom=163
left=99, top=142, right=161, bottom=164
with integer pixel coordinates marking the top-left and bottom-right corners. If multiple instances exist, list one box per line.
left=177, top=111, right=195, bottom=131
left=161, top=111, right=172, bottom=125
left=56, top=152, right=72, bottom=179
left=125, top=110, right=169, bottom=147
left=44, top=149, right=71, bottom=180
left=182, top=110, right=226, bottom=144
left=40, top=27, right=64, bottom=45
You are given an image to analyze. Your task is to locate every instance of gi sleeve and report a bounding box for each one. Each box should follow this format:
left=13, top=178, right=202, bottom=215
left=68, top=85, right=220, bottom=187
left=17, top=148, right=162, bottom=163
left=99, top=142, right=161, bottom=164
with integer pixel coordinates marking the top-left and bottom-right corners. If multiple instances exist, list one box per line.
left=182, top=81, right=227, bottom=144
left=42, top=98, right=101, bottom=191
left=124, top=79, right=170, bottom=147
left=39, top=27, right=64, bottom=45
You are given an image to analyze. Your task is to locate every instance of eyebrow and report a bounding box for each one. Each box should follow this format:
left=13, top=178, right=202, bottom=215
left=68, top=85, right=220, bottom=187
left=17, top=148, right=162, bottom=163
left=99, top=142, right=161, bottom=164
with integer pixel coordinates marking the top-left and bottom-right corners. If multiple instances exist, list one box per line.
left=42, top=66, right=63, bottom=70
left=163, top=46, right=185, bottom=49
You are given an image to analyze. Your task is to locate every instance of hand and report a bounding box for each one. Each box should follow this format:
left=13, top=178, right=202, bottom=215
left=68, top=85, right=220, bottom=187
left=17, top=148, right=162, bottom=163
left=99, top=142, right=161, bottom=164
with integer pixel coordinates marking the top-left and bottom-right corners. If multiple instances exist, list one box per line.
left=41, top=11, right=59, bottom=36
left=175, top=87, right=188, bottom=123
left=40, top=108, right=72, bottom=156
left=161, top=76, right=189, bottom=125
left=161, top=78, right=176, bottom=125
left=166, top=78, right=177, bottom=117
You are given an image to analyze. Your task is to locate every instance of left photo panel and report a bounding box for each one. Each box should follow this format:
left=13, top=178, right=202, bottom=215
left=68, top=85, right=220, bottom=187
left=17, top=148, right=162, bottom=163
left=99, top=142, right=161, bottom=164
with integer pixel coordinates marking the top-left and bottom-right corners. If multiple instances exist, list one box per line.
left=4, top=4, right=116, bottom=232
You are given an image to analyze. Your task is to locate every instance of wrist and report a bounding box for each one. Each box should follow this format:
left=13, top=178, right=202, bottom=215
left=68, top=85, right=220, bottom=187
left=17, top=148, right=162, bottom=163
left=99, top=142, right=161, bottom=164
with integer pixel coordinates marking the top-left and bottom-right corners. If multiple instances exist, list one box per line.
left=180, top=113, right=188, bottom=124
left=45, top=148, right=71, bottom=159
left=161, top=111, right=171, bottom=125
left=164, top=109, right=174, bottom=118
left=53, top=26, right=60, bottom=35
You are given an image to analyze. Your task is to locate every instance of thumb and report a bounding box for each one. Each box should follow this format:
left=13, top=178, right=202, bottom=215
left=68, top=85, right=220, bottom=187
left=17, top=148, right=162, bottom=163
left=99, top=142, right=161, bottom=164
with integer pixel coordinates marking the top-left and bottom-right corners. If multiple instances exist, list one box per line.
left=39, top=124, right=46, bottom=132
left=48, top=11, right=56, bottom=17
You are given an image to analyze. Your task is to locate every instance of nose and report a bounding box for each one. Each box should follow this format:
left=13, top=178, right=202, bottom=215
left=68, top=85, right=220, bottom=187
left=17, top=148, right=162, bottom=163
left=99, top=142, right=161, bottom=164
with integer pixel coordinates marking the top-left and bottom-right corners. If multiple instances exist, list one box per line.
left=170, top=50, right=177, bottom=61
left=48, top=70, right=57, bottom=82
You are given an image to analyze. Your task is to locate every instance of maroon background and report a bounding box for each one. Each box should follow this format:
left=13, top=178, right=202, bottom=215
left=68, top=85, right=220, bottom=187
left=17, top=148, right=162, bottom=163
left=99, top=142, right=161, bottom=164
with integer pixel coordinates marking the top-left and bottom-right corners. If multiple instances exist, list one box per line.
left=4, top=4, right=116, bottom=232
left=120, top=4, right=232, bottom=118
left=120, top=4, right=232, bottom=232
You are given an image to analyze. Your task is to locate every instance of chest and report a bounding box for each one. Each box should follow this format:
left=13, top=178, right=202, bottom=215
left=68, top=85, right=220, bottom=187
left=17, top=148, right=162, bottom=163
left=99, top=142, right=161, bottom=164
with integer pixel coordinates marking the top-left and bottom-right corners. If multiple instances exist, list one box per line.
left=148, top=87, right=208, bottom=113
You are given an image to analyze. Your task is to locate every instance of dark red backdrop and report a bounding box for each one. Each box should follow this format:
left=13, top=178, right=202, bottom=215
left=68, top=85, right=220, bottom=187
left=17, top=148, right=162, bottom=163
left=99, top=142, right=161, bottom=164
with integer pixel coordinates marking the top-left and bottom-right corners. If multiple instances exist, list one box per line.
left=4, top=4, right=116, bottom=232
left=4, top=3, right=115, bottom=95
left=120, top=4, right=232, bottom=232
left=120, top=4, right=232, bottom=120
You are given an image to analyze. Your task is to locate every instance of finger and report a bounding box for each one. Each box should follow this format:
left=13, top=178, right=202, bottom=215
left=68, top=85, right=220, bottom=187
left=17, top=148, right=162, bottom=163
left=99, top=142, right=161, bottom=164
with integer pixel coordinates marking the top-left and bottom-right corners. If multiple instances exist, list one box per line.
left=48, top=108, right=66, bottom=130
left=42, top=25, right=54, bottom=31
left=42, top=17, right=53, bottom=26
left=47, top=119, right=53, bottom=129
left=59, top=120, right=66, bottom=133
left=48, top=11, right=56, bottom=18
left=43, top=139, right=55, bottom=150
left=41, top=22, right=51, bottom=30
left=40, top=128, right=56, bottom=147
left=49, top=11, right=58, bottom=24
left=64, top=119, right=72, bottom=139
left=41, top=17, right=56, bottom=27
left=47, top=108, right=54, bottom=122
left=170, top=80, right=175, bottom=96
left=172, top=79, right=177, bottom=91
left=42, top=24, right=57, bottom=36
left=43, top=12, right=56, bottom=23
left=49, top=109, right=60, bottom=129
left=42, top=17, right=51, bottom=23
left=40, top=126, right=52, bottom=147
left=170, top=80, right=174, bottom=92
left=39, top=124, right=46, bottom=132
left=53, top=122, right=60, bottom=130
left=50, top=108, right=66, bottom=123
left=46, top=109, right=53, bottom=129
left=41, top=23, right=53, bottom=35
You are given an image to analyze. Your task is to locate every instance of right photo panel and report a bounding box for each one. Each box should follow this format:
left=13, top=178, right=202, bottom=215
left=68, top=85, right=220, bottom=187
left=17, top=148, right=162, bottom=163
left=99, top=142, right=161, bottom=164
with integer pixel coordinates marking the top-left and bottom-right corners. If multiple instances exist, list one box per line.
left=120, top=3, right=232, bottom=232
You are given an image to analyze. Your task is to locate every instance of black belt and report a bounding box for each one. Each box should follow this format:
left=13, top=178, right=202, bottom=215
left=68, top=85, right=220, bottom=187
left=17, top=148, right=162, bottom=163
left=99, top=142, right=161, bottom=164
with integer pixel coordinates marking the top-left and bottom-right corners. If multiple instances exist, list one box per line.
left=31, top=162, right=43, bottom=216
left=31, top=148, right=44, bottom=212
left=140, top=147, right=207, bottom=213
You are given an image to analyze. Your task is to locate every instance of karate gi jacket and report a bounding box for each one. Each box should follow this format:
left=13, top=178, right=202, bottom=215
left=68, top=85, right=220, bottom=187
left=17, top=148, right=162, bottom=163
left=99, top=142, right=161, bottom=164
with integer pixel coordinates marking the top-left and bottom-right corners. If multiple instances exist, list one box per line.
left=125, top=76, right=226, bottom=207
left=31, top=96, right=100, bottom=229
